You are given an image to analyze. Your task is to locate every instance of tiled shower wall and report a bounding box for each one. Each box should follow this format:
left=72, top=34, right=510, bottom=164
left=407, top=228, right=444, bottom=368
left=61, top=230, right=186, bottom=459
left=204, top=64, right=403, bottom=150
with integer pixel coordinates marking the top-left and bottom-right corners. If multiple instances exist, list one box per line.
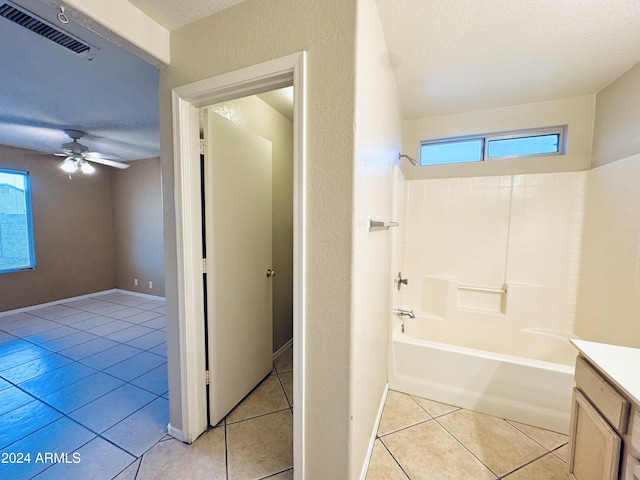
left=576, top=153, right=640, bottom=347
left=400, top=170, right=586, bottom=332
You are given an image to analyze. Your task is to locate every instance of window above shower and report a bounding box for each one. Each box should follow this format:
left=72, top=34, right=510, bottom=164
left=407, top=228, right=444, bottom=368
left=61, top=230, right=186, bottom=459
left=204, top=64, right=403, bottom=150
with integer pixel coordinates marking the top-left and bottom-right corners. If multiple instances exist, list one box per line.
left=419, top=125, right=567, bottom=166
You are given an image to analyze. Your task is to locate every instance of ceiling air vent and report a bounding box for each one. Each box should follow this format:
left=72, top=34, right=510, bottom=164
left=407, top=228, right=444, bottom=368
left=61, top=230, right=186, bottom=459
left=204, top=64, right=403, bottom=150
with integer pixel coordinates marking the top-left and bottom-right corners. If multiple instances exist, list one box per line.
left=0, top=2, right=93, bottom=56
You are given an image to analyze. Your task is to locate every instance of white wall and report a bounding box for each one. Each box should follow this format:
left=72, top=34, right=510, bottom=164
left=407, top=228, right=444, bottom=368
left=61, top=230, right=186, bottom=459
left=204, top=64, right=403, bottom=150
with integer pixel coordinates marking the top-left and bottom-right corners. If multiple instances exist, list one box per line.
left=591, top=61, right=640, bottom=168
left=403, top=95, right=595, bottom=180
left=350, top=0, right=403, bottom=476
left=400, top=171, right=586, bottom=332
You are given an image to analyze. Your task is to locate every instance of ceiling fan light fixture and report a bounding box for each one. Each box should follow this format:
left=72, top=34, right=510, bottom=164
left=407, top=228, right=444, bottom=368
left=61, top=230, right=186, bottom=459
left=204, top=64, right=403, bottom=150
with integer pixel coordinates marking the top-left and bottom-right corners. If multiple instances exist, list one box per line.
left=80, top=161, right=95, bottom=174
left=60, top=157, right=77, bottom=173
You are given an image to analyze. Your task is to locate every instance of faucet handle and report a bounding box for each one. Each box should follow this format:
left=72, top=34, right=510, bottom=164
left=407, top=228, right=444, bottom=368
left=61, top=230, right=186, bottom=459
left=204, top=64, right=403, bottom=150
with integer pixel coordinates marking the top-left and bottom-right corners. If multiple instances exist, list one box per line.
left=397, top=272, right=409, bottom=290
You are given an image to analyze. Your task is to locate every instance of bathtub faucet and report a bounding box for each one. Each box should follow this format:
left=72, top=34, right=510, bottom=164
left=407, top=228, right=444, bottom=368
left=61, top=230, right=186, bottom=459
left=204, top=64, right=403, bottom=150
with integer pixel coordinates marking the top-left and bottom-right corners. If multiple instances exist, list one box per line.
left=393, top=308, right=415, bottom=319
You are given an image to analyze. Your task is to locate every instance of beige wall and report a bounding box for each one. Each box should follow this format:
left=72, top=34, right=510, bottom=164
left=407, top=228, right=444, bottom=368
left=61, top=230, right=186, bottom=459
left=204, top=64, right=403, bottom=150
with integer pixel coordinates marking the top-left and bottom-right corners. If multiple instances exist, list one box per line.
left=576, top=155, right=640, bottom=347
left=0, top=145, right=116, bottom=311
left=403, top=95, right=595, bottom=179
left=111, top=157, right=165, bottom=297
left=210, top=96, right=294, bottom=353
left=592, top=61, right=640, bottom=168
left=161, top=0, right=356, bottom=476
left=575, top=60, right=640, bottom=347
left=350, top=0, right=403, bottom=475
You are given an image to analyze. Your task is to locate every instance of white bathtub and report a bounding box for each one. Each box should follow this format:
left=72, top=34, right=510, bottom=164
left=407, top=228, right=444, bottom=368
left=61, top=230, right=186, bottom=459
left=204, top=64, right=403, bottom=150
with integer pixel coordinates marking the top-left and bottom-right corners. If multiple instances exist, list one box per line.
left=389, top=315, right=577, bottom=433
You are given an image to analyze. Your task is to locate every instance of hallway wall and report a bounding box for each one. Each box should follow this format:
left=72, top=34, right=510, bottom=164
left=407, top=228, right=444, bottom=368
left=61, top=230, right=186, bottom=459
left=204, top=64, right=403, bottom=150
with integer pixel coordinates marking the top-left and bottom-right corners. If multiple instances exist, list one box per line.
left=161, top=0, right=357, bottom=476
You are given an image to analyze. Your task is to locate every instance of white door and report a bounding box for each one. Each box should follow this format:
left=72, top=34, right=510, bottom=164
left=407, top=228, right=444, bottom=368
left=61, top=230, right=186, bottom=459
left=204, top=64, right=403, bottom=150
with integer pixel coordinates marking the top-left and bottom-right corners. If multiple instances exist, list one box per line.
left=204, top=110, right=274, bottom=426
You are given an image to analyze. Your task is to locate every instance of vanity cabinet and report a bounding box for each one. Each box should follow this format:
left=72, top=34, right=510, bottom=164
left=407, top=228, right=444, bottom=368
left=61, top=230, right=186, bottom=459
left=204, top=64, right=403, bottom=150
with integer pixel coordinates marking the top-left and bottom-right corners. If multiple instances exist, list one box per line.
left=568, top=353, right=640, bottom=480
left=624, top=407, right=640, bottom=480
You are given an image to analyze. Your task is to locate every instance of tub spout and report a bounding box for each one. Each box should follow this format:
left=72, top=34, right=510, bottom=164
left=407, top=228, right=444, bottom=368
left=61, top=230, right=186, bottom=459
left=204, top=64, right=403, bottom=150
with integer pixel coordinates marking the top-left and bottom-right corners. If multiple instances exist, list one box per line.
left=393, top=308, right=415, bottom=319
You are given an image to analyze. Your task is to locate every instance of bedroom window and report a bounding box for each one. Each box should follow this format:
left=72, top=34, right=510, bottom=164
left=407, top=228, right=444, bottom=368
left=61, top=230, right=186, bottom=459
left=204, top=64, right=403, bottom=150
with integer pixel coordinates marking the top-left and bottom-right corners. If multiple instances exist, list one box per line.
left=0, top=169, right=36, bottom=273
left=420, top=126, right=567, bottom=166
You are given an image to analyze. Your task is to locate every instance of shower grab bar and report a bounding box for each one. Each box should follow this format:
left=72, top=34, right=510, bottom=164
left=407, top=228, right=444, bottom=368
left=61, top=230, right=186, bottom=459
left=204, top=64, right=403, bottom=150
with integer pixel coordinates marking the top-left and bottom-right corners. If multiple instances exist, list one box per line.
left=368, top=219, right=399, bottom=230
left=458, top=284, right=507, bottom=294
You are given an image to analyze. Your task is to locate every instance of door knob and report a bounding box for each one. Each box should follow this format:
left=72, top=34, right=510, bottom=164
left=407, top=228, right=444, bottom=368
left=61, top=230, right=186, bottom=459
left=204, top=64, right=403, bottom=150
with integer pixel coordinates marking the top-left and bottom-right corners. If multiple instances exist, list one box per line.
left=266, top=269, right=276, bottom=277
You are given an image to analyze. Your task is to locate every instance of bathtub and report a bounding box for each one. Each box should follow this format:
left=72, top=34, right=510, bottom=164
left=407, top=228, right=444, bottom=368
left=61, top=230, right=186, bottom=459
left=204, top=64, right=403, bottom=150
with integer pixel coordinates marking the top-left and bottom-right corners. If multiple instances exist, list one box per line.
left=389, top=315, right=576, bottom=434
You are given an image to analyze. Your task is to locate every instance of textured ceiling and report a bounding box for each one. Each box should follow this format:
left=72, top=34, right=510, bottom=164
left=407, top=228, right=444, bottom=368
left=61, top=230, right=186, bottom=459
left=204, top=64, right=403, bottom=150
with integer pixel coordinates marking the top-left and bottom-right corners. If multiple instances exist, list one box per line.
left=375, top=0, right=640, bottom=118
left=128, top=0, right=247, bottom=31
left=0, top=0, right=159, bottom=161
left=3, top=0, right=640, bottom=164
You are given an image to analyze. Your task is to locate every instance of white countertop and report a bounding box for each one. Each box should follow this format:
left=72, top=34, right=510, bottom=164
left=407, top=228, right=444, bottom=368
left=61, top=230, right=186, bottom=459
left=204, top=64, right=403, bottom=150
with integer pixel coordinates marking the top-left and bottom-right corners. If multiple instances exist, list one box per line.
left=571, top=339, right=640, bottom=406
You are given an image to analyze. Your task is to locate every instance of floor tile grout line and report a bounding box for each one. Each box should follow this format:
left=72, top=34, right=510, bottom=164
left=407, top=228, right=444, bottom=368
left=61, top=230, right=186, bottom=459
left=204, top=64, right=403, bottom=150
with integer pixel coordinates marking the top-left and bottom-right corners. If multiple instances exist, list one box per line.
left=133, top=455, right=143, bottom=479
left=432, top=414, right=502, bottom=478
left=258, top=467, right=295, bottom=479
left=378, top=437, right=411, bottom=479
left=274, top=365, right=292, bottom=409
left=226, top=407, right=293, bottom=426
left=0, top=294, right=169, bottom=470
left=0, top=374, right=163, bottom=451
left=496, top=450, right=558, bottom=479
left=0, top=323, right=167, bottom=379
left=1, top=309, right=166, bottom=335
left=0, top=400, right=99, bottom=455
left=224, top=417, right=229, bottom=480
left=504, top=418, right=569, bottom=453
left=550, top=442, right=569, bottom=462
left=0, top=315, right=166, bottom=360
left=377, top=418, right=432, bottom=438
left=0, top=347, right=167, bottom=402
left=0, top=360, right=166, bottom=453
left=405, top=392, right=436, bottom=420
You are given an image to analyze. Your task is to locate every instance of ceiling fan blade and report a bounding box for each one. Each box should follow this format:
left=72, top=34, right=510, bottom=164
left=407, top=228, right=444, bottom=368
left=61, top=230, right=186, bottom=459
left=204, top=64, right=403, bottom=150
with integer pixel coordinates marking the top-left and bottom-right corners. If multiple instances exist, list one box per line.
left=86, top=157, right=130, bottom=169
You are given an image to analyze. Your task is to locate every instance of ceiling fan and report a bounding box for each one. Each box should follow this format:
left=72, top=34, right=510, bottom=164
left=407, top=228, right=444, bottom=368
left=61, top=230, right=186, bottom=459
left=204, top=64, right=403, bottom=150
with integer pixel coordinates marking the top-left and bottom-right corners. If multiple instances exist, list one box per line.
left=56, top=129, right=130, bottom=176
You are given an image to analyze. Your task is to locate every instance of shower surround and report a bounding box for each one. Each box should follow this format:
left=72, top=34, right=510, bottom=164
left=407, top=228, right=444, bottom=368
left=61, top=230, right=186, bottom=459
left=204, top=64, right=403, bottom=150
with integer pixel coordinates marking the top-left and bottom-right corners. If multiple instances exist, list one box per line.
left=400, top=170, right=586, bottom=333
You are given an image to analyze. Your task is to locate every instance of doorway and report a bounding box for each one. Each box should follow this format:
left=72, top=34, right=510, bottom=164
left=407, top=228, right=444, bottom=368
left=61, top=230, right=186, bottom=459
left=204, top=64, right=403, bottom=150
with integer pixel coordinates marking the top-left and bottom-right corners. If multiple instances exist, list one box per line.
left=170, top=52, right=306, bottom=478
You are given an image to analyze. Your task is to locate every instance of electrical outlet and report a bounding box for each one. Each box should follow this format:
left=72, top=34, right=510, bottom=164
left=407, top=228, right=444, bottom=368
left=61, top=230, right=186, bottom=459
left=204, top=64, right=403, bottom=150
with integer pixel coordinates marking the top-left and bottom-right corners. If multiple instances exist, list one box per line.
left=134, top=278, right=138, bottom=286
left=149, top=281, right=153, bottom=289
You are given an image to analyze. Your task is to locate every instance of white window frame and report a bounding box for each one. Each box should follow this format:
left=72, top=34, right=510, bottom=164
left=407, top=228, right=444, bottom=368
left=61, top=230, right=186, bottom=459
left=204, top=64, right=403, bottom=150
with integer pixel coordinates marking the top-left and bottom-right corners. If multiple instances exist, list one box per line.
left=420, top=125, right=567, bottom=166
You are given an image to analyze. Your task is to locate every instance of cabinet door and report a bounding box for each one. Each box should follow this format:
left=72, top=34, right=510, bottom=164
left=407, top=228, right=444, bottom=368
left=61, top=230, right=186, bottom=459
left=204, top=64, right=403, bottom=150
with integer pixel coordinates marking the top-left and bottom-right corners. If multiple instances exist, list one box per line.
left=622, top=455, right=640, bottom=480
left=569, top=388, right=622, bottom=480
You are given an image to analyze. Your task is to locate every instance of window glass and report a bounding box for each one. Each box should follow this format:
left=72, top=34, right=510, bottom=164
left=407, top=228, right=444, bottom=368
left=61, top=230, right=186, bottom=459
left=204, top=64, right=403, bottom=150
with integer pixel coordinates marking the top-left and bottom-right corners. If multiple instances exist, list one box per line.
left=419, top=126, right=566, bottom=166
left=0, top=169, right=36, bottom=273
left=487, top=134, right=560, bottom=158
left=420, top=139, right=483, bottom=166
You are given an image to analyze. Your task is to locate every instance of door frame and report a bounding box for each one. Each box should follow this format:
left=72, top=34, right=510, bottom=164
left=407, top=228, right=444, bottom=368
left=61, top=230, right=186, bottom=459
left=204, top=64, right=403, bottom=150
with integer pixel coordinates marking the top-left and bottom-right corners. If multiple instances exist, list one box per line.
left=170, top=51, right=306, bottom=477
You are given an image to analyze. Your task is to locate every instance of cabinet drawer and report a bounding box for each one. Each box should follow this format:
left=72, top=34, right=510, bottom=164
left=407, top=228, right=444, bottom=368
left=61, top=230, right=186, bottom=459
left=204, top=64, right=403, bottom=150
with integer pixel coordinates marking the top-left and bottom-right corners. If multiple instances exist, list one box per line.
left=575, top=355, right=630, bottom=432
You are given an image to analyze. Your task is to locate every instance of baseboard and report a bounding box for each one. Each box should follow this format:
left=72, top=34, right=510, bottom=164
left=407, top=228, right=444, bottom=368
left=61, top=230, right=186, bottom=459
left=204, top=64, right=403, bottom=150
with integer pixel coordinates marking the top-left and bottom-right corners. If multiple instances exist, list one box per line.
left=0, top=288, right=166, bottom=318
left=0, top=288, right=118, bottom=317
left=359, top=383, right=389, bottom=480
left=114, top=288, right=166, bottom=301
left=167, top=423, right=186, bottom=443
left=273, top=337, right=293, bottom=361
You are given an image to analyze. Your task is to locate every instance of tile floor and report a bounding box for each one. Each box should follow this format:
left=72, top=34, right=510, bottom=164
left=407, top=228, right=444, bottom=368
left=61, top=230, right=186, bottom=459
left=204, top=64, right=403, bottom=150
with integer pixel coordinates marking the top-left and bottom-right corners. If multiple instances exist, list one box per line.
left=0, top=290, right=294, bottom=479
left=366, top=389, right=570, bottom=480
left=117, top=345, right=294, bottom=480
left=1, top=291, right=570, bottom=480
left=0, top=291, right=168, bottom=480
